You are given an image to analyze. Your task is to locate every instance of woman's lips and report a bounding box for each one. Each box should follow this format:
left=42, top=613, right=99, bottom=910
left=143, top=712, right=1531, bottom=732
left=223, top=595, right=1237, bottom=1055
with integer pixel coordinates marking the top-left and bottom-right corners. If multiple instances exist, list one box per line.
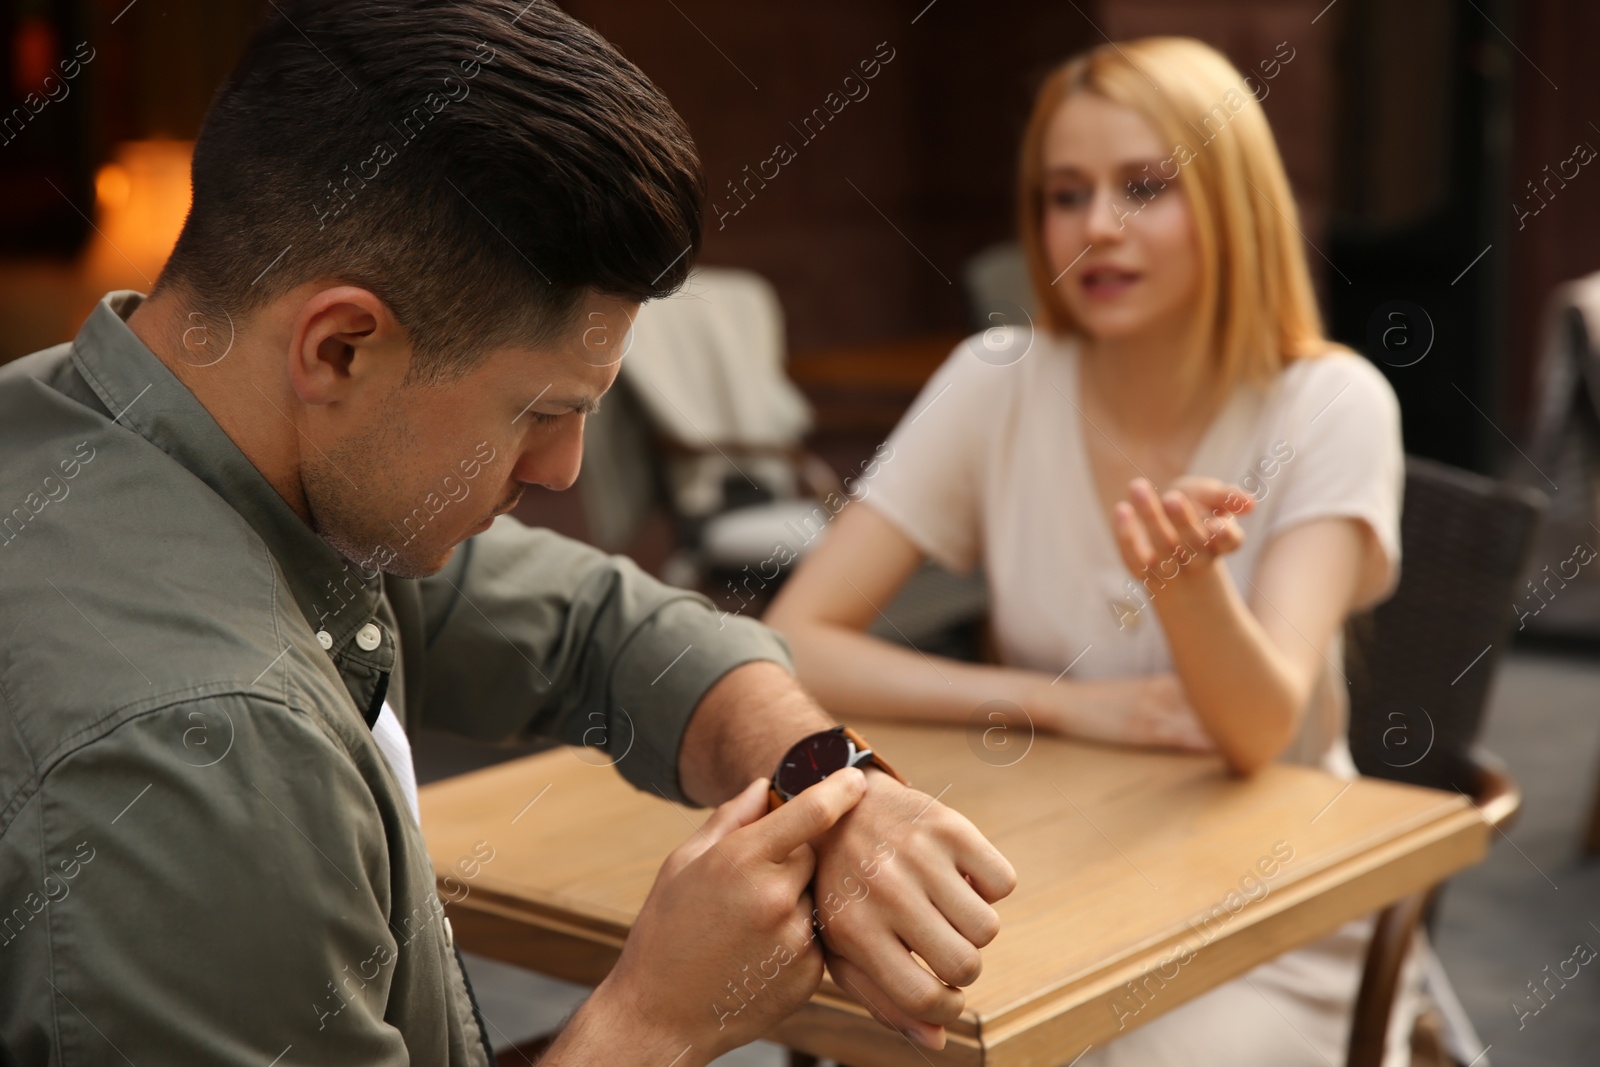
left=1081, top=266, right=1141, bottom=299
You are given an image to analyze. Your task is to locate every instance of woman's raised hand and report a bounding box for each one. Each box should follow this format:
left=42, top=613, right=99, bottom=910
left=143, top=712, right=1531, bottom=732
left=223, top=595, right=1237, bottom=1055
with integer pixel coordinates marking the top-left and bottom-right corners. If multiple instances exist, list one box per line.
left=1111, top=476, right=1254, bottom=582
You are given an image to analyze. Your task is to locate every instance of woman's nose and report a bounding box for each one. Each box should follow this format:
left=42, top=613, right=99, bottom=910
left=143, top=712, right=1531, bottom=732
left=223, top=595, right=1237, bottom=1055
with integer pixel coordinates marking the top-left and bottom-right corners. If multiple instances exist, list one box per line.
left=1083, top=182, right=1130, bottom=244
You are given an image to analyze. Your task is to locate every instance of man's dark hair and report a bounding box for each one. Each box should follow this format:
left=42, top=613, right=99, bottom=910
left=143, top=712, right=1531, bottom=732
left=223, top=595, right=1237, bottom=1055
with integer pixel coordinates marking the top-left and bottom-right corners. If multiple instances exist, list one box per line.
left=156, top=0, right=703, bottom=382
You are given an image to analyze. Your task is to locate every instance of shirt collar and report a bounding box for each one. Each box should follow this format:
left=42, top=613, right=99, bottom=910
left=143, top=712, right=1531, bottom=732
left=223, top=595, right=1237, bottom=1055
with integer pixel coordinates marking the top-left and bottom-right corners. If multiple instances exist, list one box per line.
left=69, top=290, right=387, bottom=658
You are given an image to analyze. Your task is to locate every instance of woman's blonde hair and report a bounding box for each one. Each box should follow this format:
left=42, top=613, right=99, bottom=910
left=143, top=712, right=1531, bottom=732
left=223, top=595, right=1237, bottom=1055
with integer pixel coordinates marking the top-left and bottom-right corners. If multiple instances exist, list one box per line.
left=1018, top=36, right=1335, bottom=393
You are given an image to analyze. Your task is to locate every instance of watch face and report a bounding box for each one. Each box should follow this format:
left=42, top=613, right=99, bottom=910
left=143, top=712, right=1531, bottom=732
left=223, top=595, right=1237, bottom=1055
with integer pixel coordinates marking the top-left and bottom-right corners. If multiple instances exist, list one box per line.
left=775, top=730, right=854, bottom=799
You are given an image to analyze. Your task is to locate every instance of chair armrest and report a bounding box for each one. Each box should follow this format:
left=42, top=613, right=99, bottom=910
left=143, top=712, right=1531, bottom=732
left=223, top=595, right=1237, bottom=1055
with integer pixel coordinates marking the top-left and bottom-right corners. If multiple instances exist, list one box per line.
left=1468, top=745, right=1522, bottom=833
left=1348, top=888, right=1436, bottom=1067
left=1349, top=748, right=1519, bottom=1066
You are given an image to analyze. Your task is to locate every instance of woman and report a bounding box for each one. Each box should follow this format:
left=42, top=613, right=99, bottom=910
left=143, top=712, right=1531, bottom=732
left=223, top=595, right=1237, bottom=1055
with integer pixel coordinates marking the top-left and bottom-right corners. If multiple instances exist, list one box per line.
left=765, top=36, right=1411, bottom=1066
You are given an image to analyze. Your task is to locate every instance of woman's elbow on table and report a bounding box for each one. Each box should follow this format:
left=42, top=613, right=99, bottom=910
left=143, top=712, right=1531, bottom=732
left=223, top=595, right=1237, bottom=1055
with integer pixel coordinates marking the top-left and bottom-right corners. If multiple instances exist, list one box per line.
left=1210, top=688, right=1307, bottom=776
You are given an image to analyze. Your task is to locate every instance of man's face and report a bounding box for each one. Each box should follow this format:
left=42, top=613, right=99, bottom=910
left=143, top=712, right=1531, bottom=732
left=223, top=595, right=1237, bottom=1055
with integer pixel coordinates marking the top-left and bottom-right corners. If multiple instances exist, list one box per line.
left=302, top=291, right=635, bottom=578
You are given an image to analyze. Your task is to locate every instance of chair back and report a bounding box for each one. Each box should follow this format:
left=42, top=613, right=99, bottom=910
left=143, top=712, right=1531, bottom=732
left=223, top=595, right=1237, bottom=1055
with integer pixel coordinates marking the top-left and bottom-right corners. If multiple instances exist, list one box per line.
left=1346, top=456, right=1546, bottom=792
left=578, top=267, right=812, bottom=553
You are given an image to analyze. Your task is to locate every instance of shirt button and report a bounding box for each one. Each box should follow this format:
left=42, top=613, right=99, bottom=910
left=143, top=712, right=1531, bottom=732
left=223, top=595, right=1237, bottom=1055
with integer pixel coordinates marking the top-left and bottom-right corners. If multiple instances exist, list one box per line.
left=315, top=630, right=334, bottom=650
left=444, top=916, right=455, bottom=948
left=356, top=623, right=383, bottom=652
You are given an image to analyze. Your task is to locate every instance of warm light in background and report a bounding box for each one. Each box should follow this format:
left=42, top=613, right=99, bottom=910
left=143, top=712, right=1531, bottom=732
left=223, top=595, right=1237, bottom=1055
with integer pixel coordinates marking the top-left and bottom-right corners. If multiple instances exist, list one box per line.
left=95, top=164, right=132, bottom=212
left=84, top=139, right=194, bottom=292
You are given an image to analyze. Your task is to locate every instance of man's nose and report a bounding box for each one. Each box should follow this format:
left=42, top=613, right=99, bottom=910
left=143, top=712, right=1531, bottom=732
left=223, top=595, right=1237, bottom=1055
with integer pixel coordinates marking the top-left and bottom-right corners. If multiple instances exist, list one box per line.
left=513, top=417, right=586, bottom=491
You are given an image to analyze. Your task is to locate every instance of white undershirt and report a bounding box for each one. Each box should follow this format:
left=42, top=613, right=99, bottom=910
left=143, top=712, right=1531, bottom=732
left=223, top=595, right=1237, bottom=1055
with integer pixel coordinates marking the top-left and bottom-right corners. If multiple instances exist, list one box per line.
left=372, top=699, right=420, bottom=824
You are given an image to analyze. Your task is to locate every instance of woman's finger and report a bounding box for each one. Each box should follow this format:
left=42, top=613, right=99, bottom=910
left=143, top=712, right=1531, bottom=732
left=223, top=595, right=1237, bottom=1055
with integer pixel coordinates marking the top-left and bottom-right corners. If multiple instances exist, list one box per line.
left=1113, top=501, right=1154, bottom=573
left=1129, top=480, right=1182, bottom=556
left=1208, top=516, right=1246, bottom=555
left=1161, top=491, right=1212, bottom=554
left=1174, top=476, right=1255, bottom=517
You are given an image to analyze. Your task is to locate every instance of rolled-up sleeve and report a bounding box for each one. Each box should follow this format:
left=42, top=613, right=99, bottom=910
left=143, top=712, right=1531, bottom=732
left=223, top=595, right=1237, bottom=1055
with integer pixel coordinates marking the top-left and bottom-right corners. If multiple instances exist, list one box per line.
left=414, top=517, right=793, bottom=802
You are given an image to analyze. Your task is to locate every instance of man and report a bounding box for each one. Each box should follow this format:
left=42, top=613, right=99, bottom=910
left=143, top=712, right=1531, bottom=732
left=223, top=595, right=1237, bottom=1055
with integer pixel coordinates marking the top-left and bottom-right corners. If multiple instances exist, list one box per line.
left=0, top=2, right=1015, bottom=1064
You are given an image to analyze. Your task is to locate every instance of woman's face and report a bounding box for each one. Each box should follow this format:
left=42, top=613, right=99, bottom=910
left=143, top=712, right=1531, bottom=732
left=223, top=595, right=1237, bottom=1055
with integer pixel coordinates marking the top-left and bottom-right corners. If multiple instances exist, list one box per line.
left=1040, top=92, right=1200, bottom=343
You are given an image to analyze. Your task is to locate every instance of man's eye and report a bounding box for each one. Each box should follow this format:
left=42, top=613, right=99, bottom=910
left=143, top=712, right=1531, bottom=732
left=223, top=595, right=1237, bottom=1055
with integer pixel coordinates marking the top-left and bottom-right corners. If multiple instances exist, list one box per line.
left=529, top=411, right=561, bottom=425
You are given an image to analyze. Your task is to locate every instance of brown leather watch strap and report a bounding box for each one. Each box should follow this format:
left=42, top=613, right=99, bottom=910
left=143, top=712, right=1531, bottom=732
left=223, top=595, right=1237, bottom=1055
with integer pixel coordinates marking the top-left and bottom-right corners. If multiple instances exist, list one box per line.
left=840, top=725, right=907, bottom=786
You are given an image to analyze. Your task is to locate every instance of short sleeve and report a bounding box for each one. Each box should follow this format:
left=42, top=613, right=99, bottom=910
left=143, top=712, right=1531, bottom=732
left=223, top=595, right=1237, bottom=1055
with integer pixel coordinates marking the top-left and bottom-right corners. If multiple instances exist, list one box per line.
left=1263, top=353, right=1404, bottom=608
left=862, top=336, right=1013, bottom=574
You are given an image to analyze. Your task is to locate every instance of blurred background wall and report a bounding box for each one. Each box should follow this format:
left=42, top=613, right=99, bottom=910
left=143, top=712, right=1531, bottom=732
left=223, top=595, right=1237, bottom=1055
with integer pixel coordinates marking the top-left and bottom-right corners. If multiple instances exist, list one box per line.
left=9, top=7, right=1600, bottom=1063
left=1, top=0, right=1594, bottom=470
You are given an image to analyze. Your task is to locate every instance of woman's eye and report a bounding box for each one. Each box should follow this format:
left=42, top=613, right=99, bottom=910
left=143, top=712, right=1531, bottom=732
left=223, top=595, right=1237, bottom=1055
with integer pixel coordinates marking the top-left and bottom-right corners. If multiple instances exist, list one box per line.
left=1125, top=179, right=1165, bottom=201
left=529, top=411, right=561, bottom=426
left=1048, top=188, right=1090, bottom=208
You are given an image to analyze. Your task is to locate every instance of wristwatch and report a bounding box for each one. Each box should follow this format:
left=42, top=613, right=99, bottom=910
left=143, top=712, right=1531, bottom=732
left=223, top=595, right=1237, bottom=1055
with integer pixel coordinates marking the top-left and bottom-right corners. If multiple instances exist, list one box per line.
left=768, top=726, right=906, bottom=810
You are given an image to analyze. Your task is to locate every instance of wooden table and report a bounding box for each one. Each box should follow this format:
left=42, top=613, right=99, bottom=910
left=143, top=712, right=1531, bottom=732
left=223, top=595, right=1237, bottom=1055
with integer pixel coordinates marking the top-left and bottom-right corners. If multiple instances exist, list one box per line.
left=420, top=722, right=1489, bottom=1066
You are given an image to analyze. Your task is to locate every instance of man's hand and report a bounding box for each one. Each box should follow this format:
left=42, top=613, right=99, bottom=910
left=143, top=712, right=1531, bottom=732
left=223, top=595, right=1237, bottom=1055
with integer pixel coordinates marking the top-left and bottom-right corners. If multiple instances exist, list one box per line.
left=808, top=770, right=1017, bottom=1049
left=547, top=770, right=867, bottom=1067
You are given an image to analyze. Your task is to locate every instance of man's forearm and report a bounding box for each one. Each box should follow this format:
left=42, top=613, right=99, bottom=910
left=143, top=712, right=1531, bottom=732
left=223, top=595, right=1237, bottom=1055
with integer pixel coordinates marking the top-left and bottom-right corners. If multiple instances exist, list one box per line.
left=677, top=660, right=834, bottom=806
left=540, top=978, right=707, bottom=1067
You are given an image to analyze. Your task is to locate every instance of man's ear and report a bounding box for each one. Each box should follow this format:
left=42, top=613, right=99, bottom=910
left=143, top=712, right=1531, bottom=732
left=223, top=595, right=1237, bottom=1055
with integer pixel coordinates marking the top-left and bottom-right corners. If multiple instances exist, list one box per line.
left=286, top=286, right=409, bottom=406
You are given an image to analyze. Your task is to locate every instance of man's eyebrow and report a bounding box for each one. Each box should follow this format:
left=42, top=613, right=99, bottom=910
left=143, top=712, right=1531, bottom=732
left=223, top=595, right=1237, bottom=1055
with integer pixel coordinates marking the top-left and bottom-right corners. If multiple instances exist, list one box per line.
left=548, top=395, right=602, bottom=415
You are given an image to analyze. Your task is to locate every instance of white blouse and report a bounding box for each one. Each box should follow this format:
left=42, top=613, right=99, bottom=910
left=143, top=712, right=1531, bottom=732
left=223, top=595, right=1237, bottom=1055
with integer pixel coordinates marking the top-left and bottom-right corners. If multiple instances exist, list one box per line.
left=865, top=329, right=1404, bottom=774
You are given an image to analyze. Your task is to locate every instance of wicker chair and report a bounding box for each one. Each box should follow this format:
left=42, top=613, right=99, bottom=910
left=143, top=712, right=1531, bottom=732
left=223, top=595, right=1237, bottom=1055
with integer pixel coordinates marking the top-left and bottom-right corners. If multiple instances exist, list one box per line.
left=1343, top=456, right=1545, bottom=1067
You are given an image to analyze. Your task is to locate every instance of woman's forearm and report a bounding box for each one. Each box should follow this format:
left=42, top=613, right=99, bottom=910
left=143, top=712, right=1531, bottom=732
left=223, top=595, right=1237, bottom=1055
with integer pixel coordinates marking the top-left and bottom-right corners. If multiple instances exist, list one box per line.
left=1149, top=563, right=1303, bottom=773
left=775, top=620, right=1042, bottom=726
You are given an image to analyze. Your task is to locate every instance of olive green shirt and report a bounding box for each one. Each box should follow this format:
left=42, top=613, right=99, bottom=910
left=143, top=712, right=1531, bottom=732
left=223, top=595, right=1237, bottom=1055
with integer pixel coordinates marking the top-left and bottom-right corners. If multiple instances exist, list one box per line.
left=0, top=291, right=792, bottom=1064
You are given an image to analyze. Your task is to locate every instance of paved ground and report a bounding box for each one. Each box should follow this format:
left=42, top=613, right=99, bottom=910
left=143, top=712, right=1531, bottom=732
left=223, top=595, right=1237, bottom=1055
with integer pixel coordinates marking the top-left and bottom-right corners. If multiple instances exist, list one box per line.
left=1430, top=647, right=1600, bottom=1067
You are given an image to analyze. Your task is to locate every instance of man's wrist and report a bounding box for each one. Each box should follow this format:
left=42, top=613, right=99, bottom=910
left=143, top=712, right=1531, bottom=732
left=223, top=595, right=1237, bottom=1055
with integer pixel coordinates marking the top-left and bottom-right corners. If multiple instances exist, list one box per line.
left=549, top=975, right=709, bottom=1067
left=678, top=660, right=834, bottom=806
